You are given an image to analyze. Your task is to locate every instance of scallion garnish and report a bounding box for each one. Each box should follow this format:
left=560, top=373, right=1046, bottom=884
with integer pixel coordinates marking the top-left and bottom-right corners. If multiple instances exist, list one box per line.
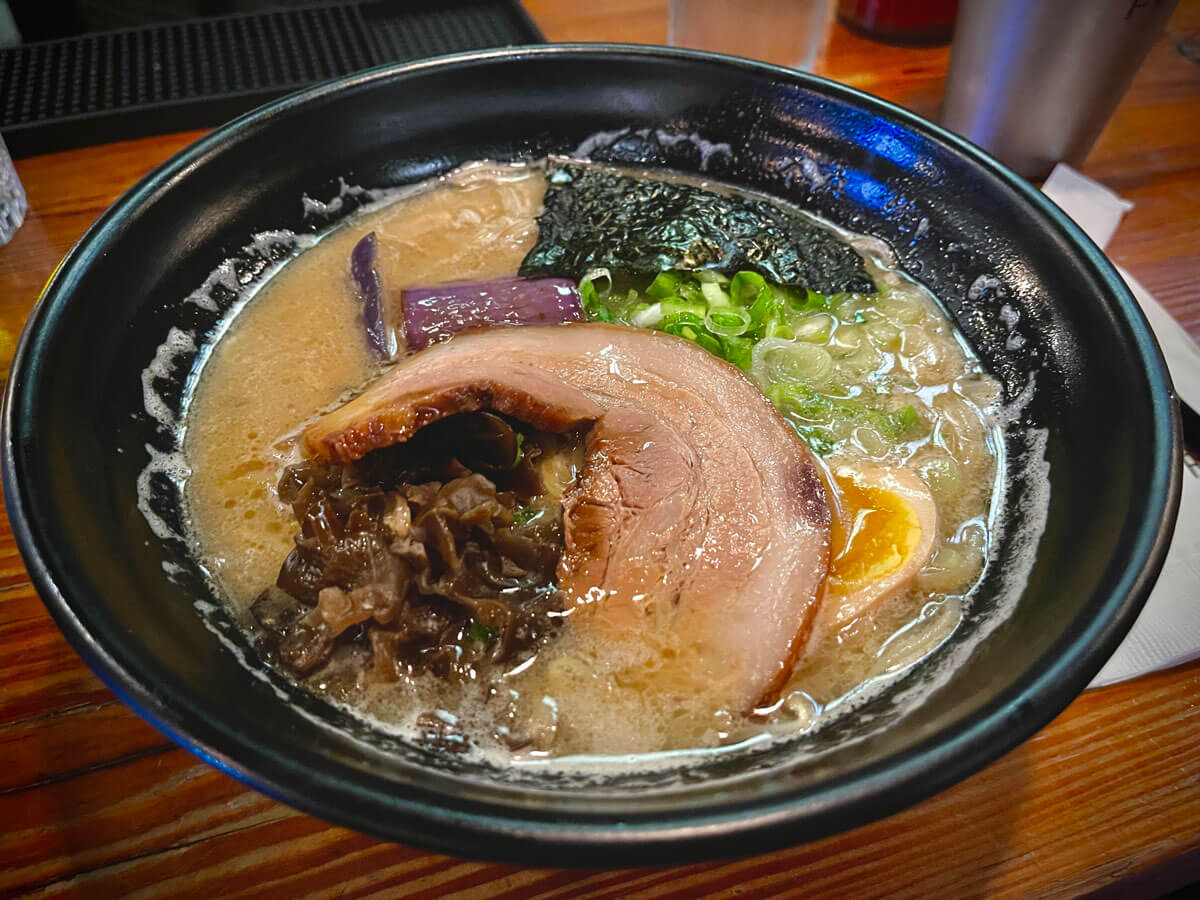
left=574, top=267, right=925, bottom=455
left=467, top=621, right=496, bottom=642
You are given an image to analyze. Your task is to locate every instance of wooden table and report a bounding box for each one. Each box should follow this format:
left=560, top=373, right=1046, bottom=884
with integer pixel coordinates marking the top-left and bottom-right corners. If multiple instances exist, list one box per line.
left=2, top=3, right=1199, bottom=897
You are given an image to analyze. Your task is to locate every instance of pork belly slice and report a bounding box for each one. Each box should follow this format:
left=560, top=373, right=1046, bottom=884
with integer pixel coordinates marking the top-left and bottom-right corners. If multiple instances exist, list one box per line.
left=305, top=323, right=830, bottom=711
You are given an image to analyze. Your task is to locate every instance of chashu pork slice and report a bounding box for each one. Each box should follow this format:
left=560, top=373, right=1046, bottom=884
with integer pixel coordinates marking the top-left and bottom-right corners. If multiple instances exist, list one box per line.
left=304, top=323, right=830, bottom=712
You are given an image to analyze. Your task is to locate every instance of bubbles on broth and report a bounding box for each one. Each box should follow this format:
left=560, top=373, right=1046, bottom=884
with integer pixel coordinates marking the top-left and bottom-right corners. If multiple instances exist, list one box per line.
left=138, top=158, right=1048, bottom=773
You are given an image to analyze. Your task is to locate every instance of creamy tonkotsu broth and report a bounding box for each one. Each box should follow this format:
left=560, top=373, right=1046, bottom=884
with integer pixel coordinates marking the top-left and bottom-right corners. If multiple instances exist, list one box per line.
left=183, top=160, right=1002, bottom=761
left=186, top=164, right=546, bottom=603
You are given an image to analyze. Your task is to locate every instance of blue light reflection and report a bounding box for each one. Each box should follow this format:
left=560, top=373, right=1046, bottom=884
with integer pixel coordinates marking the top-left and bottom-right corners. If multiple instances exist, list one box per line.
left=840, top=168, right=893, bottom=211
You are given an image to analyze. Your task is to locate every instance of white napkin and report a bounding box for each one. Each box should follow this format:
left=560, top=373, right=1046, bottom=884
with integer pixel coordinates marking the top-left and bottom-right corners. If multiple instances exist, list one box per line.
left=1040, top=163, right=1200, bottom=688
left=1041, top=163, right=1134, bottom=251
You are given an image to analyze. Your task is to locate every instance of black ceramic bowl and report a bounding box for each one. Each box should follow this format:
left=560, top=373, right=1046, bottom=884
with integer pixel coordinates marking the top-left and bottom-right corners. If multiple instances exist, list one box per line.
left=3, top=46, right=1181, bottom=866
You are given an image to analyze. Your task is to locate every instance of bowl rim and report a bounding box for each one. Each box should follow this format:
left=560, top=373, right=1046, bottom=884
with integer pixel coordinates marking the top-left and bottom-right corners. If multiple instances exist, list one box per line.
left=1, top=43, right=1183, bottom=865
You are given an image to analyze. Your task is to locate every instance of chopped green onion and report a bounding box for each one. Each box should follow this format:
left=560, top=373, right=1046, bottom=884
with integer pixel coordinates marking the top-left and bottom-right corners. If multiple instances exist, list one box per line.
left=736, top=275, right=794, bottom=340
left=573, top=266, right=927, bottom=454
left=580, top=276, right=596, bottom=305
left=705, top=306, right=752, bottom=336
left=630, top=301, right=664, bottom=328
left=772, top=284, right=801, bottom=310
left=792, top=312, right=835, bottom=343
left=513, top=507, right=540, bottom=525
left=693, top=330, right=723, bottom=355
left=506, top=432, right=525, bottom=469
left=467, top=621, right=496, bottom=642
left=835, top=342, right=883, bottom=377
left=582, top=268, right=612, bottom=297
left=579, top=274, right=614, bottom=322
left=646, top=270, right=684, bottom=299
left=718, top=334, right=754, bottom=370
left=695, top=269, right=730, bottom=285
left=662, top=312, right=722, bottom=356
left=676, top=280, right=705, bottom=304
left=747, top=284, right=780, bottom=329
left=660, top=298, right=707, bottom=320
left=766, top=382, right=918, bottom=440
left=889, top=404, right=926, bottom=438
left=803, top=289, right=833, bottom=310
left=730, top=271, right=770, bottom=307
left=805, top=432, right=836, bottom=455
left=661, top=311, right=706, bottom=332
left=700, top=281, right=732, bottom=307
left=752, top=337, right=835, bottom=387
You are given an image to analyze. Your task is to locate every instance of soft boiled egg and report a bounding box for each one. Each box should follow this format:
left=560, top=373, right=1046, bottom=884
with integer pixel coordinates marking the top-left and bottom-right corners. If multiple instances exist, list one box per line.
left=817, top=460, right=938, bottom=633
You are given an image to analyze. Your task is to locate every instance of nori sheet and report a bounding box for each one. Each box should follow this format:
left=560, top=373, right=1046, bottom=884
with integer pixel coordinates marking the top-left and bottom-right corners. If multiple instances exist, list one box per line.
left=519, top=164, right=876, bottom=294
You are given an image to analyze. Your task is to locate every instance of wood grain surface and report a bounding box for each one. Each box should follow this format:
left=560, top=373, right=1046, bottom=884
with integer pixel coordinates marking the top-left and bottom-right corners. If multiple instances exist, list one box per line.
left=1, top=2, right=1199, bottom=897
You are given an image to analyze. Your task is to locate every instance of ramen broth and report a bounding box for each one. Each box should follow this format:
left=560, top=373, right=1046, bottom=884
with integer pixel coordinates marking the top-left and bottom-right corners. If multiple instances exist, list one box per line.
left=183, top=161, right=1001, bottom=760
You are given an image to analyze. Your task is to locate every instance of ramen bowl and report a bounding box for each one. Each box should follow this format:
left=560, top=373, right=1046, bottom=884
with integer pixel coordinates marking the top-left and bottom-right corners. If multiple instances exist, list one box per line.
left=1, top=46, right=1180, bottom=865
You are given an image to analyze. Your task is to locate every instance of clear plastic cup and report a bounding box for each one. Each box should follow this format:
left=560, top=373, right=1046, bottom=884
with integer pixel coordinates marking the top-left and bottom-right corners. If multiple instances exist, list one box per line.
left=669, top=0, right=836, bottom=71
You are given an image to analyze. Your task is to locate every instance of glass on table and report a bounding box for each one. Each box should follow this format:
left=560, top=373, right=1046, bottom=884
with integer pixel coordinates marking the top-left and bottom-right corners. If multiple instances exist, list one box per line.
left=668, top=0, right=836, bottom=71
left=0, top=135, right=26, bottom=247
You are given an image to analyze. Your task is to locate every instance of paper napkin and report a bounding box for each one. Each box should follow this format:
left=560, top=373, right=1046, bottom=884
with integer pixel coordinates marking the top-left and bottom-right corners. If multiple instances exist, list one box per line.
left=1041, top=163, right=1200, bottom=687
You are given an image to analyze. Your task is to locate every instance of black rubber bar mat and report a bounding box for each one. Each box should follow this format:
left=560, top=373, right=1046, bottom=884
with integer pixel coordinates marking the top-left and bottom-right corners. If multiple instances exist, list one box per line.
left=0, top=1, right=543, bottom=157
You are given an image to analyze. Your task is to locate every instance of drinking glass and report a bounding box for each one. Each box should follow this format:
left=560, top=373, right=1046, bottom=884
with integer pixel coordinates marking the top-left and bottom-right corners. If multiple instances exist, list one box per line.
left=669, top=0, right=836, bottom=71
left=0, top=135, right=26, bottom=247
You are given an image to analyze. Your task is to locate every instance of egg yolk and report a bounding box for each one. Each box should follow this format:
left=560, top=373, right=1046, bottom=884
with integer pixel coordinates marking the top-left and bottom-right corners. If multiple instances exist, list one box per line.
left=826, top=470, right=922, bottom=597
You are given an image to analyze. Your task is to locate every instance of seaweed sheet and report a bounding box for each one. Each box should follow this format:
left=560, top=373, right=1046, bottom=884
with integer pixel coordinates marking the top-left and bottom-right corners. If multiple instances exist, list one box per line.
left=519, top=164, right=876, bottom=295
